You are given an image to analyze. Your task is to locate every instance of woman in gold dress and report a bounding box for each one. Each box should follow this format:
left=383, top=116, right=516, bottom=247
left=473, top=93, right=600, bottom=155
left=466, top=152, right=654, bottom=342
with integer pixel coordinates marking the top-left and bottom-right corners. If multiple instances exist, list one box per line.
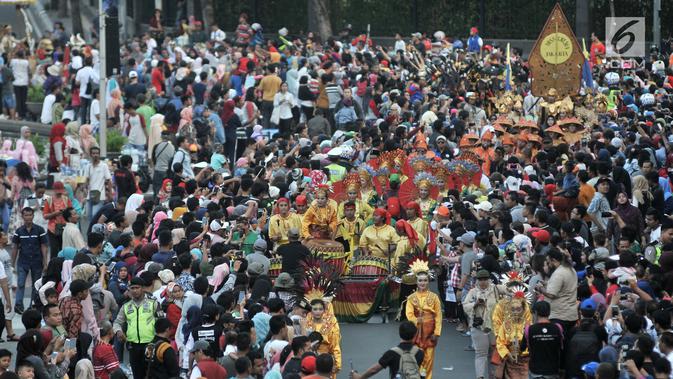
left=305, top=298, right=342, bottom=377
left=414, top=173, right=438, bottom=221
left=491, top=274, right=533, bottom=379
left=269, top=197, right=303, bottom=247
left=405, top=269, right=442, bottom=379
left=301, top=185, right=338, bottom=240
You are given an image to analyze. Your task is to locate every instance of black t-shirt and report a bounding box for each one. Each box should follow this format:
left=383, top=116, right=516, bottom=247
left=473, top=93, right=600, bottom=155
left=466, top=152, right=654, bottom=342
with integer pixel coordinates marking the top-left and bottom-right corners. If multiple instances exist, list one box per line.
left=378, top=342, right=424, bottom=379
left=124, top=83, right=146, bottom=101
left=114, top=168, right=137, bottom=200
left=277, top=241, right=310, bottom=275
left=87, top=202, right=117, bottom=234
left=191, top=323, right=224, bottom=358
left=525, top=322, right=563, bottom=375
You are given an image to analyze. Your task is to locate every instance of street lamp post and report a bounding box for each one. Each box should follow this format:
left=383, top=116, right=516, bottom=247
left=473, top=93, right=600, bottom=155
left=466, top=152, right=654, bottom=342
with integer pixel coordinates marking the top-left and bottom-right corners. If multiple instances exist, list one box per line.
left=99, top=0, right=107, bottom=158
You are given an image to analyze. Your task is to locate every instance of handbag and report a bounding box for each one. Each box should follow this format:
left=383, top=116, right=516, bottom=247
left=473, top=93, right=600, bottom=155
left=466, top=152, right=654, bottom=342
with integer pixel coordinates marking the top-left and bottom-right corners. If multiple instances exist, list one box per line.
left=270, top=106, right=280, bottom=125
left=89, top=190, right=101, bottom=205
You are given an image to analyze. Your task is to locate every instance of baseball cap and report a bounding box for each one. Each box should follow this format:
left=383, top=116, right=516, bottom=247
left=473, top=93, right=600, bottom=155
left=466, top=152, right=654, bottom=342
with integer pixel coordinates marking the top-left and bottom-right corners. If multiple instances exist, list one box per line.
left=301, top=356, right=317, bottom=374
left=580, top=298, right=598, bottom=311
left=581, top=362, right=599, bottom=376
left=130, top=277, right=146, bottom=287
left=210, top=220, right=222, bottom=232
left=247, top=261, right=265, bottom=276
left=457, top=231, right=476, bottom=245
left=253, top=239, right=268, bottom=252
left=473, top=201, right=492, bottom=212
left=128, top=71, right=138, bottom=79
left=531, top=229, right=551, bottom=244
left=190, top=340, right=211, bottom=353
left=476, top=269, right=490, bottom=279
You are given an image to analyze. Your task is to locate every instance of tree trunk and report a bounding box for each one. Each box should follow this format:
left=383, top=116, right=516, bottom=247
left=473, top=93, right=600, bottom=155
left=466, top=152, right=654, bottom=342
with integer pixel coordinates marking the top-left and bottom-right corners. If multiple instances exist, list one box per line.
left=307, top=0, right=332, bottom=42
left=57, top=0, right=68, bottom=19
left=70, top=0, right=83, bottom=36
left=202, top=0, right=214, bottom=27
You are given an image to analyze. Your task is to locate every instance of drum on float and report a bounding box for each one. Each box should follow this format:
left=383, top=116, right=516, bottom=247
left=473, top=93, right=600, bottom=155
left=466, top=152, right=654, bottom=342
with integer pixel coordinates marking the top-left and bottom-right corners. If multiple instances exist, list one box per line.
left=268, top=257, right=282, bottom=278
left=303, top=239, right=348, bottom=275
left=350, top=256, right=389, bottom=277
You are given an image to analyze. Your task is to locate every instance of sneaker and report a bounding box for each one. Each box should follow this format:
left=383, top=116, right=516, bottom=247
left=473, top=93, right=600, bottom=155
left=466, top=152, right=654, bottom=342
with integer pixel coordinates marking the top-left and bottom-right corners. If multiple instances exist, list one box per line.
left=14, top=305, right=23, bottom=315
left=455, top=324, right=466, bottom=332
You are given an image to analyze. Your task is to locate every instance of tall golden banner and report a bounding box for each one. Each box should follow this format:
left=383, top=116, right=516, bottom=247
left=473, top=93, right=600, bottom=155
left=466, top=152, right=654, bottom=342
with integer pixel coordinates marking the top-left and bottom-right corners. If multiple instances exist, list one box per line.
left=529, top=3, right=584, bottom=98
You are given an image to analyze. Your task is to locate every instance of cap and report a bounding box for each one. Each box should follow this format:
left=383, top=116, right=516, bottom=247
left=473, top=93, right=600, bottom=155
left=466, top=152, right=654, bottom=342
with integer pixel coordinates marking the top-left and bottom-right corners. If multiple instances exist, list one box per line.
left=580, top=298, right=598, bottom=311
left=190, top=340, right=211, bottom=353
left=130, top=277, right=146, bottom=287
left=457, top=231, right=476, bottom=245
left=435, top=135, right=447, bottom=143
left=531, top=229, right=551, bottom=244
left=158, top=269, right=174, bottom=284
left=274, top=272, right=295, bottom=289
left=70, top=279, right=91, bottom=295
left=476, top=269, right=490, bottom=279
left=473, top=201, right=492, bottom=212
left=288, top=228, right=300, bottom=239
left=128, top=71, right=138, bottom=79
left=201, top=304, right=219, bottom=320
left=247, top=261, right=265, bottom=276
left=253, top=239, right=268, bottom=252
left=301, top=355, right=317, bottom=374
left=434, top=205, right=450, bottom=217
left=581, top=362, right=599, bottom=376
left=53, top=181, right=66, bottom=193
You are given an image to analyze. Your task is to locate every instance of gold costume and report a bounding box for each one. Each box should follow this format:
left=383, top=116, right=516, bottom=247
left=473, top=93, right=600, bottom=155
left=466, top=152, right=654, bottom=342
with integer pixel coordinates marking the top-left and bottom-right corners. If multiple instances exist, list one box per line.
left=405, top=290, right=442, bottom=379
left=393, top=235, right=427, bottom=268
left=408, top=217, right=429, bottom=241
left=418, top=198, right=437, bottom=221
left=335, top=217, right=366, bottom=257
left=337, top=199, right=373, bottom=223
left=301, top=202, right=338, bottom=239
left=359, top=224, right=399, bottom=258
left=306, top=306, right=342, bottom=375
left=491, top=298, right=533, bottom=379
left=268, top=212, right=303, bottom=246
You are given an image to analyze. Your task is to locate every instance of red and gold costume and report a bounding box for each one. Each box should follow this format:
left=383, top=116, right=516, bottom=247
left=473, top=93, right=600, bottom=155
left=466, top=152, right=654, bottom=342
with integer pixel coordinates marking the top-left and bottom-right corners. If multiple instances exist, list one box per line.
left=405, top=277, right=442, bottom=379
left=301, top=186, right=338, bottom=239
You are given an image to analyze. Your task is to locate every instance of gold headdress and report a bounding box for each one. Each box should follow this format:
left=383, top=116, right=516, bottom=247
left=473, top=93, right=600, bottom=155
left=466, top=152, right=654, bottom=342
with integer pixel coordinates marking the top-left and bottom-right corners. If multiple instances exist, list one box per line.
left=297, top=256, right=343, bottom=303
left=413, top=172, right=438, bottom=190
left=343, top=173, right=361, bottom=193
left=500, top=271, right=532, bottom=303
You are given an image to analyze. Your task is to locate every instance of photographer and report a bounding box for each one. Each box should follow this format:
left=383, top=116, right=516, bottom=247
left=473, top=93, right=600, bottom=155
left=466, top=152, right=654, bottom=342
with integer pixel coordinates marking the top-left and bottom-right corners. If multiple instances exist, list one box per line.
left=463, top=269, right=506, bottom=379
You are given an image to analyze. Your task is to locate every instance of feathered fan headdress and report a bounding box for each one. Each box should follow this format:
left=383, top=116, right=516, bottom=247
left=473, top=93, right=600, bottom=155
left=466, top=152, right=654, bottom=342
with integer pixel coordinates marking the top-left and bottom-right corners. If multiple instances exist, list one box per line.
left=396, top=248, right=435, bottom=279
left=500, top=270, right=532, bottom=303
left=296, top=255, right=343, bottom=304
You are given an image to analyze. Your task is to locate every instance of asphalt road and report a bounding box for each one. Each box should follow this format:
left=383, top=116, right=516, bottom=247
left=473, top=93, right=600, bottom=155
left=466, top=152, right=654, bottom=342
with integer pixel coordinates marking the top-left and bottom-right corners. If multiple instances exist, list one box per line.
left=0, top=4, right=27, bottom=37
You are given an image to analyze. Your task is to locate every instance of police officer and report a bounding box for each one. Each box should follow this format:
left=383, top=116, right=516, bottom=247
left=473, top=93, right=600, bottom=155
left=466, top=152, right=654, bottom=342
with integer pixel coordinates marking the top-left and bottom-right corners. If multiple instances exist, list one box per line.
left=113, top=276, right=159, bottom=379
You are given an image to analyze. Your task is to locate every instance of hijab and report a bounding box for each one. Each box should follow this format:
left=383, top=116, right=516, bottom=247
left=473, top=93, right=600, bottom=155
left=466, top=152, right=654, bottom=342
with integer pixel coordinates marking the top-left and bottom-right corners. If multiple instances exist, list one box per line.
left=79, top=124, right=97, bottom=156
left=58, top=247, right=78, bottom=260
left=50, top=122, right=66, bottom=144
left=64, top=183, right=83, bottom=215
left=614, top=191, right=641, bottom=229
left=75, top=359, right=95, bottom=379
left=151, top=211, right=168, bottom=241
left=208, top=262, right=230, bottom=289
left=182, top=305, right=202, bottom=345
left=221, top=99, right=236, bottom=124
left=395, top=219, right=419, bottom=246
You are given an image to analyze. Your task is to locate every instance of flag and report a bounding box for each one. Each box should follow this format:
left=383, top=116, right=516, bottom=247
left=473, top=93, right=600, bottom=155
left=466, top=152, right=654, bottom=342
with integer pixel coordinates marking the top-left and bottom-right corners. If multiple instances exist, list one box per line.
left=505, top=43, right=512, bottom=91
left=581, top=38, right=594, bottom=89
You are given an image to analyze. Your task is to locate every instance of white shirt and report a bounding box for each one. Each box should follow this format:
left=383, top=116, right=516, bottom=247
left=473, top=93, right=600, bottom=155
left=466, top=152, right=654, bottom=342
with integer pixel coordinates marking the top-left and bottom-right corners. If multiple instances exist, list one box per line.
left=273, top=92, right=294, bottom=120
left=126, top=114, right=147, bottom=145
left=10, top=59, right=29, bottom=86
left=394, top=39, right=406, bottom=52
left=651, top=225, right=662, bottom=244
left=90, top=99, right=100, bottom=130
left=86, top=161, right=111, bottom=196
left=41, top=93, right=56, bottom=124
left=62, top=222, right=85, bottom=250
left=210, top=29, right=226, bottom=42
left=75, top=66, right=100, bottom=99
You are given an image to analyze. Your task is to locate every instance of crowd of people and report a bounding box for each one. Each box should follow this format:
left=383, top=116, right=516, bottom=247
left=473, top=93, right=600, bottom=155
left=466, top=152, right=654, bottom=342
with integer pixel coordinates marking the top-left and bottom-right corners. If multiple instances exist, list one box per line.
left=0, top=6, right=670, bottom=379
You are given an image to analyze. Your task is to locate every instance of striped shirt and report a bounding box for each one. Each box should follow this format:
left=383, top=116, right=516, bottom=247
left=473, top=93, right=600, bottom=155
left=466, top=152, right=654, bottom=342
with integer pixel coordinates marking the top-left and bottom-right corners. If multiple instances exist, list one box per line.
left=93, top=341, right=120, bottom=379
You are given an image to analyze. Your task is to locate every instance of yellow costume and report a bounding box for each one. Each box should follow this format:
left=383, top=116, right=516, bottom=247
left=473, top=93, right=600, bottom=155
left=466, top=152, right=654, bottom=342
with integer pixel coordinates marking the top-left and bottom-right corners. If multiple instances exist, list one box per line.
left=305, top=308, right=342, bottom=375
left=335, top=217, right=366, bottom=257
left=393, top=234, right=427, bottom=268
left=301, top=202, right=338, bottom=239
left=408, top=217, right=429, bottom=241
left=418, top=198, right=437, bottom=220
left=405, top=289, right=442, bottom=379
left=359, top=224, right=399, bottom=258
left=337, top=199, right=373, bottom=223
left=269, top=212, right=303, bottom=246
left=360, top=187, right=377, bottom=206
left=491, top=295, right=533, bottom=379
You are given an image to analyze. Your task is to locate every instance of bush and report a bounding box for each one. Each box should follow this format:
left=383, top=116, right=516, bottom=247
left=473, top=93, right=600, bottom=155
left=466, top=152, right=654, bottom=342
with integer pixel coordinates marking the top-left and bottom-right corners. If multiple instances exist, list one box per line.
left=27, top=85, right=45, bottom=103
left=30, top=135, right=47, bottom=157
left=106, top=129, right=127, bottom=153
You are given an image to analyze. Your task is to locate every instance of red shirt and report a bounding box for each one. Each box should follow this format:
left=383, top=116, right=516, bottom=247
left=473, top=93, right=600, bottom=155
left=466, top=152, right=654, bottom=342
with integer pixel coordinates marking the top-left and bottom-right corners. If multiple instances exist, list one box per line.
left=93, top=341, right=120, bottom=379
left=151, top=67, right=165, bottom=95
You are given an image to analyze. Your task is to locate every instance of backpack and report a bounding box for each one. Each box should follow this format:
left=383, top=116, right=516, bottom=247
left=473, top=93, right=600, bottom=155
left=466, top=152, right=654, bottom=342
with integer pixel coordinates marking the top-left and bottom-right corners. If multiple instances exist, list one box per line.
left=145, top=340, right=171, bottom=367
left=391, top=346, right=421, bottom=379
left=567, top=329, right=600, bottom=376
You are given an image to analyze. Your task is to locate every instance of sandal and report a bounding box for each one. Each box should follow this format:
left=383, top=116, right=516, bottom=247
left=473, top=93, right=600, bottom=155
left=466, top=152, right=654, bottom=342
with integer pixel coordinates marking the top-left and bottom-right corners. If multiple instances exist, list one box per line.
left=6, top=334, right=19, bottom=342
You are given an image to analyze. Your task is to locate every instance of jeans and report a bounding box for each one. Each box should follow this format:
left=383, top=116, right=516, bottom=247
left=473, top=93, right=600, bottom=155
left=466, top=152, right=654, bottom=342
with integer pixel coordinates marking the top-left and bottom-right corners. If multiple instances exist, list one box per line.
left=471, top=327, right=494, bottom=379
left=87, top=199, right=103, bottom=230
left=0, top=203, right=9, bottom=232
left=152, top=170, right=166, bottom=196
left=80, top=97, right=92, bottom=124
left=15, top=260, right=42, bottom=309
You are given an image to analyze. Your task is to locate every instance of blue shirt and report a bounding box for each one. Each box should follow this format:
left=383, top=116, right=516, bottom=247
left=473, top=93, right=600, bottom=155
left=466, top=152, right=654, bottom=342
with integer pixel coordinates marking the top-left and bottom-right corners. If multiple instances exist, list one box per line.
left=151, top=250, right=175, bottom=266
left=12, top=224, right=48, bottom=265
left=208, top=113, right=225, bottom=144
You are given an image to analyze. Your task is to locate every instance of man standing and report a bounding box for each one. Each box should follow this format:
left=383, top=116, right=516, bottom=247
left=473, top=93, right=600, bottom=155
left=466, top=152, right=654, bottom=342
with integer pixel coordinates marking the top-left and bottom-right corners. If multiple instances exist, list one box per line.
left=257, top=65, right=282, bottom=129
left=523, top=300, right=563, bottom=378
left=146, top=318, right=180, bottom=379
left=467, top=26, right=483, bottom=55
left=587, top=177, right=612, bottom=236
left=536, top=248, right=578, bottom=337
left=172, top=136, right=194, bottom=179
left=151, top=130, right=175, bottom=195
left=123, top=102, right=148, bottom=152
left=59, top=279, right=90, bottom=339
left=85, top=146, right=112, bottom=229
left=113, top=155, right=137, bottom=200
left=12, top=207, right=48, bottom=314
left=359, top=209, right=399, bottom=258
left=351, top=321, right=424, bottom=379
left=61, top=207, right=85, bottom=250
left=113, top=277, right=159, bottom=379
left=75, top=56, right=99, bottom=123
left=455, top=231, right=477, bottom=334
left=277, top=228, right=310, bottom=278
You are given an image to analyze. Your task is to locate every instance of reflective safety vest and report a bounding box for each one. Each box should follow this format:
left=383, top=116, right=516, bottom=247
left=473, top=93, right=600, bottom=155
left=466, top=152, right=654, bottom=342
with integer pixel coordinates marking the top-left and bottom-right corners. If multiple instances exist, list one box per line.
left=326, top=163, right=347, bottom=183
left=123, top=298, right=157, bottom=344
